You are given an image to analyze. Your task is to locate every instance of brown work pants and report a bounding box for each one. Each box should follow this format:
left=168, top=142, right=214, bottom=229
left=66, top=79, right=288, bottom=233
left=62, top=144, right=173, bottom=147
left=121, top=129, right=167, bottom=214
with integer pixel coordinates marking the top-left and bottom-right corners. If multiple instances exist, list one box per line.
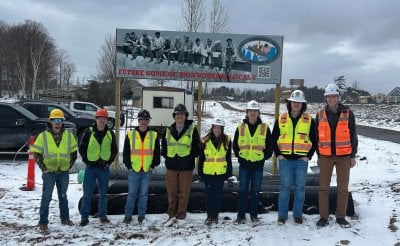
left=318, top=156, right=351, bottom=219
left=165, top=169, right=193, bottom=219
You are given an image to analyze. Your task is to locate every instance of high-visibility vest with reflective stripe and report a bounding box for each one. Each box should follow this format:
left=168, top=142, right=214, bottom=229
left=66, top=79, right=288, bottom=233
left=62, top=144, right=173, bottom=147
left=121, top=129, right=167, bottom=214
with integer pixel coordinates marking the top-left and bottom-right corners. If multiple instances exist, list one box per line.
left=202, top=136, right=229, bottom=175
left=31, top=130, right=77, bottom=172
left=237, top=122, right=267, bottom=162
left=317, top=109, right=352, bottom=156
left=277, top=112, right=312, bottom=156
left=128, top=129, right=157, bottom=172
left=166, top=125, right=194, bottom=158
left=87, top=127, right=112, bottom=162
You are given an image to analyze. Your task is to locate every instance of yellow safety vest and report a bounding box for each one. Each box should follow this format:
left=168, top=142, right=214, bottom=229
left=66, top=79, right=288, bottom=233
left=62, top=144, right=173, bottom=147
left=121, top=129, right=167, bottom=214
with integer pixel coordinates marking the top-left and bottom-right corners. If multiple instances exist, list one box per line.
left=87, top=127, right=112, bottom=162
left=31, top=130, right=77, bottom=172
left=237, top=122, right=267, bottom=162
left=166, top=125, right=194, bottom=158
left=202, top=137, right=229, bottom=175
left=277, top=112, right=312, bottom=156
left=128, top=129, right=157, bottom=172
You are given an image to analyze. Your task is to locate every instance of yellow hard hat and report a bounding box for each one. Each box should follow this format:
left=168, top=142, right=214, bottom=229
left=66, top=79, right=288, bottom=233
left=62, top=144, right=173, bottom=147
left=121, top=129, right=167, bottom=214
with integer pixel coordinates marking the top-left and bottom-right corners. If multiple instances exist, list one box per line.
left=49, top=108, right=65, bottom=119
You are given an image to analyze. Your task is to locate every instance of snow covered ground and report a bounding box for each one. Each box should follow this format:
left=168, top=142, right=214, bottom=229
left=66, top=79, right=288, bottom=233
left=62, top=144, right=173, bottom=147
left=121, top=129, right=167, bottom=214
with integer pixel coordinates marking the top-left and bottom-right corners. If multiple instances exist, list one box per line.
left=0, top=101, right=400, bottom=245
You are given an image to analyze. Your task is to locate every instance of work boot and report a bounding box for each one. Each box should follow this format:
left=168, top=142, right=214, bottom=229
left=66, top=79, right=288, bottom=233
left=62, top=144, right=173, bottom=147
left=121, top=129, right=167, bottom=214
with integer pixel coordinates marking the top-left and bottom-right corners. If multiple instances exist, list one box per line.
left=278, top=217, right=286, bottom=225
left=138, top=216, right=145, bottom=224
left=316, top=218, right=329, bottom=227
left=235, top=216, right=246, bottom=224
left=212, top=213, right=219, bottom=224
left=122, top=217, right=131, bottom=224
left=80, top=219, right=89, bottom=227
left=294, top=217, right=303, bottom=224
left=336, top=218, right=351, bottom=228
left=61, top=219, right=74, bottom=226
left=205, top=214, right=212, bottom=226
left=38, top=224, right=48, bottom=232
left=250, top=214, right=259, bottom=223
left=100, top=217, right=110, bottom=224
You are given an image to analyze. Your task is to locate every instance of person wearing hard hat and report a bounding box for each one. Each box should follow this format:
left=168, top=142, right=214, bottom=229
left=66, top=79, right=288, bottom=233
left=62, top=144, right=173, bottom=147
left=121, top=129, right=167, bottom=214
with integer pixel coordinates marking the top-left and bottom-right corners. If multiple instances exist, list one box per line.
left=315, top=84, right=358, bottom=228
left=233, top=100, right=273, bottom=224
left=198, top=118, right=233, bottom=225
left=78, top=108, right=118, bottom=226
left=31, top=108, right=78, bottom=232
left=272, top=90, right=317, bottom=225
left=161, top=103, right=200, bottom=220
left=122, top=109, right=160, bottom=224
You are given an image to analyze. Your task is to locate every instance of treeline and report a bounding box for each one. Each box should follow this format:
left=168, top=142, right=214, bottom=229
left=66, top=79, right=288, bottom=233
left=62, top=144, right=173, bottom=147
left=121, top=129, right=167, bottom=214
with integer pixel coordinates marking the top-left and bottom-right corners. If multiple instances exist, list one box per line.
left=202, top=85, right=371, bottom=103
left=202, top=85, right=326, bottom=102
left=0, top=19, right=75, bottom=99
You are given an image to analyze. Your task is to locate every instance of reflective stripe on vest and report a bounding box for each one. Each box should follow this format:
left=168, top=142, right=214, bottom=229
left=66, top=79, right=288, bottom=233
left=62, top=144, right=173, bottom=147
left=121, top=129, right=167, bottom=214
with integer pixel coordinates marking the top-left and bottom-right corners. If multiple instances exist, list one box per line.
left=277, top=112, right=312, bottom=156
left=237, top=122, right=267, bottom=162
left=202, top=136, right=229, bottom=175
left=166, top=125, right=194, bottom=158
left=31, top=130, right=77, bottom=172
left=128, top=129, right=157, bottom=172
left=317, top=109, right=352, bottom=156
left=87, top=127, right=112, bottom=162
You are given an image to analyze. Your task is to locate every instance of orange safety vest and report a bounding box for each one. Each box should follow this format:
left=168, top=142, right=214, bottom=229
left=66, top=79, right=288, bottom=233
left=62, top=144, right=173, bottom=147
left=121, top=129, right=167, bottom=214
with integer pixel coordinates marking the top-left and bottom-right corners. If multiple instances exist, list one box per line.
left=128, top=129, right=157, bottom=172
left=317, top=109, right=352, bottom=156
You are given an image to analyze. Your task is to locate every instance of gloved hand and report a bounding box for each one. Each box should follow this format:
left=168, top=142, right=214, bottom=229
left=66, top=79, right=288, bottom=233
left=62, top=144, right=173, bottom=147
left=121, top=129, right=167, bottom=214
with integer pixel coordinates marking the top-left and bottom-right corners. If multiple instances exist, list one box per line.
left=38, top=163, right=48, bottom=173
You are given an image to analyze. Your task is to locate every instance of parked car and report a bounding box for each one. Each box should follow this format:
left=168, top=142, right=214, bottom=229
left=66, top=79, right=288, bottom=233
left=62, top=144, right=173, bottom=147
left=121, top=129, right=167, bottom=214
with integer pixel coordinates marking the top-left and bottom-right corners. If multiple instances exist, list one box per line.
left=68, top=101, right=125, bottom=129
left=0, top=102, right=76, bottom=152
left=18, top=100, right=95, bottom=141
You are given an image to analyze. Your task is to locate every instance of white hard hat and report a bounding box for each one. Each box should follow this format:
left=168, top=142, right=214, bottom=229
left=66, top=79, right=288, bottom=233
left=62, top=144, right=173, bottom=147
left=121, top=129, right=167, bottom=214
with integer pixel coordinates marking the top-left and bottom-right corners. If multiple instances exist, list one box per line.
left=212, top=118, right=225, bottom=127
left=287, top=90, right=306, bottom=103
left=324, top=83, right=340, bottom=96
left=246, top=100, right=260, bottom=110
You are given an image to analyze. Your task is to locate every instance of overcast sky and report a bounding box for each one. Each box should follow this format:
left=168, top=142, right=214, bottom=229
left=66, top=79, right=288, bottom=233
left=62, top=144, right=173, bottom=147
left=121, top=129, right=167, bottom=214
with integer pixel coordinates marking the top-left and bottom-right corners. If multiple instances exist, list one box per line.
left=1, top=0, right=399, bottom=94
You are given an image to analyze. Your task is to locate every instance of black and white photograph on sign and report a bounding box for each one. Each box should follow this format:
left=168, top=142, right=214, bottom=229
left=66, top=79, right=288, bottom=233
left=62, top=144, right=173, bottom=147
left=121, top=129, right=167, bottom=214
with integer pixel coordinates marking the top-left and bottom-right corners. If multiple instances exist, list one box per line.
left=116, top=29, right=283, bottom=84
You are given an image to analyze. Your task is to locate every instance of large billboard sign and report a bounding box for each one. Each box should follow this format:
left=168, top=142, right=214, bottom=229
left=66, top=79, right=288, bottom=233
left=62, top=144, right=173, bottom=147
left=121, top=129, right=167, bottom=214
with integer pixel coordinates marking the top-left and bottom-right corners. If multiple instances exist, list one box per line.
left=116, top=29, right=283, bottom=84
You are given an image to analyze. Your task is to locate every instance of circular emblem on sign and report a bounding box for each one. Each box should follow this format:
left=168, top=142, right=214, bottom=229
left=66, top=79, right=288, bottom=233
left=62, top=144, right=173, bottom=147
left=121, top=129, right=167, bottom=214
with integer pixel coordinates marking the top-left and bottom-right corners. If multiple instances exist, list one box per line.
left=237, top=36, right=280, bottom=65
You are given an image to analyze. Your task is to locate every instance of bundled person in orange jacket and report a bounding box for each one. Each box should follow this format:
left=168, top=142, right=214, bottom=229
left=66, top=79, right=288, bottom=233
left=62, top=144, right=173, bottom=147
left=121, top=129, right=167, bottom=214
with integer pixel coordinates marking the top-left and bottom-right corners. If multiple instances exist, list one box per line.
left=315, top=84, right=358, bottom=228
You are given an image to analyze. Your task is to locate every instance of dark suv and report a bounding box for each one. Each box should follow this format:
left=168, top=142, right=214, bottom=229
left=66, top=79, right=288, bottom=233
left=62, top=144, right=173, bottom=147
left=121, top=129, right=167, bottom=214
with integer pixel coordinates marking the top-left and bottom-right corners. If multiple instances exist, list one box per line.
left=0, top=102, right=76, bottom=152
left=18, top=100, right=95, bottom=141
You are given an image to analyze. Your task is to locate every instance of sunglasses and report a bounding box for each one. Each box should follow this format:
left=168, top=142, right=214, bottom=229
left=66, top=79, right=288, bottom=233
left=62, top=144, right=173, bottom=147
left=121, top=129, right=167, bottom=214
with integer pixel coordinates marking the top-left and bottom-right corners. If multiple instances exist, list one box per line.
left=138, top=118, right=150, bottom=121
left=51, top=118, right=63, bottom=123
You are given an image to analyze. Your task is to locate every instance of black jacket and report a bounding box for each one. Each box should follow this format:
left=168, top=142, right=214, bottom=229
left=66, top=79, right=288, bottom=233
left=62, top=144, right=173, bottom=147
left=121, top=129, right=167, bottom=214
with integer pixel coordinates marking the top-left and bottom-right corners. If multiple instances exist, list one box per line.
left=315, top=103, right=358, bottom=158
left=78, top=123, right=118, bottom=167
left=198, top=135, right=232, bottom=179
left=232, top=118, right=273, bottom=169
left=161, top=120, right=200, bottom=171
left=272, top=112, right=317, bottom=160
left=122, top=127, right=161, bottom=170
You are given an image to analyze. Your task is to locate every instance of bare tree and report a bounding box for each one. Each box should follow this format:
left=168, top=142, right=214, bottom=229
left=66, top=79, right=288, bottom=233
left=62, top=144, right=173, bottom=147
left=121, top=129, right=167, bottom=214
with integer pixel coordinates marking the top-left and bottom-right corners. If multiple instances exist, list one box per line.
left=180, top=0, right=206, bottom=32
left=209, top=0, right=230, bottom=33
left=62, top=62, right=77, bottom=90
left=57, top=49, right=69, bottom=89
left=2, top=20, right=58, bottom=98
left=351, top=80, right=361, bottom=90
left=96, top=33, right=116, bottom=83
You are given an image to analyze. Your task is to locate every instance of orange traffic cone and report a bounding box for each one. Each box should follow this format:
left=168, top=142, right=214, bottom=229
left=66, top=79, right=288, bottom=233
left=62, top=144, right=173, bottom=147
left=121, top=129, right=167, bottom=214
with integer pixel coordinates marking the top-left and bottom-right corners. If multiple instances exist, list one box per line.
left=20, top=135, right=35, bottom=191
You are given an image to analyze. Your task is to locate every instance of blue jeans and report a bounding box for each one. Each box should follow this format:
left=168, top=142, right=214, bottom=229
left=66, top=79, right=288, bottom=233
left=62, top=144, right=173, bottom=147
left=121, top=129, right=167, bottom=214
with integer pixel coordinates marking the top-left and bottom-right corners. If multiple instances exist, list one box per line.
left=203, top=175, right=225, bottom=215
left=238, top=166, right=263, bottom=218
left=80, top=166, right=110, bottom=221
left=278, top=159, right=308, bottom=219
left=124, top=170, right=151, bottom=218
left=39, top=171, right=70, bottom=225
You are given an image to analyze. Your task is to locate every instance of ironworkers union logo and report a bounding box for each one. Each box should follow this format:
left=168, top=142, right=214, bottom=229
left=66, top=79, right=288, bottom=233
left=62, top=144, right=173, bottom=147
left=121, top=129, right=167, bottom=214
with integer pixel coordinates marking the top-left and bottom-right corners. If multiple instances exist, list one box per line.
left=237, top=36, right=280, bottom=65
